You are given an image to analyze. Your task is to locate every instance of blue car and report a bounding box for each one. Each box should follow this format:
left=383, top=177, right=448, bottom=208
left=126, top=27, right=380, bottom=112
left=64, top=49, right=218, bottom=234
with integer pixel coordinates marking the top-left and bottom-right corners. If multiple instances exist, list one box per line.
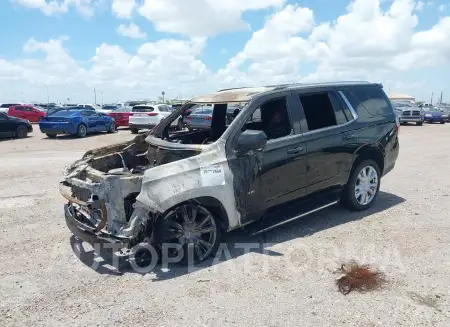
left=39, top=108, right=116, bottom=138
left=184, top=106, right=213, bottom=130
left=423, top=107, right=448, bottom=124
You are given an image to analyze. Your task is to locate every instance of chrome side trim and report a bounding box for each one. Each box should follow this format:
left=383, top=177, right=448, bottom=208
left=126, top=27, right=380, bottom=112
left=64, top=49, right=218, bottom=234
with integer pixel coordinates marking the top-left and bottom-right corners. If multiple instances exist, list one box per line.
left=250, top=200, right=339, bottom=236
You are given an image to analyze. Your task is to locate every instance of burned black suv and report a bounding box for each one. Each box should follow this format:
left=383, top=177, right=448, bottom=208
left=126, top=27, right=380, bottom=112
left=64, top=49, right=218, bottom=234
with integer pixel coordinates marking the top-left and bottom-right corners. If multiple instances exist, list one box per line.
left=61, top=81, right=399, bottom=263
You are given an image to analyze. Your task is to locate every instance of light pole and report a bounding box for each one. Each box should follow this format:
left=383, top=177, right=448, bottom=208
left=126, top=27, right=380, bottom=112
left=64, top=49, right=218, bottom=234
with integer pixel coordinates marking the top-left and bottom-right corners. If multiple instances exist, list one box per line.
left=101, top=92, right=104, bottom=106
left=44, top=85, right=50, bottom=104
left=162, top=91, right=165, bottom=103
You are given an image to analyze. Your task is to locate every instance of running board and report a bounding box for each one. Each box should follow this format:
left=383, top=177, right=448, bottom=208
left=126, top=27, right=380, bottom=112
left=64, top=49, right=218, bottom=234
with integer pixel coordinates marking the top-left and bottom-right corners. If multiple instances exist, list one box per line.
left=247, top=196, right=340, bottom=236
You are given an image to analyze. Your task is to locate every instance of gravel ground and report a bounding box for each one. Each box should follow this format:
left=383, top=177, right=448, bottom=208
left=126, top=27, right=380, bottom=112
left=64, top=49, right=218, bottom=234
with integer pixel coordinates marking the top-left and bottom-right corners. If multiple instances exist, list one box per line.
left=0, top=125, right=449, bottom=327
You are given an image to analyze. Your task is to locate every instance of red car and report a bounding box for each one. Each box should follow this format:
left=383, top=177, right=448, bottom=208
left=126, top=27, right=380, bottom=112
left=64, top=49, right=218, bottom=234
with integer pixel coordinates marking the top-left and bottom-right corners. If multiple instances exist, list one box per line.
left=8, top=105, right=46, bottom=122
left=108, top=107, right=132, bottom=128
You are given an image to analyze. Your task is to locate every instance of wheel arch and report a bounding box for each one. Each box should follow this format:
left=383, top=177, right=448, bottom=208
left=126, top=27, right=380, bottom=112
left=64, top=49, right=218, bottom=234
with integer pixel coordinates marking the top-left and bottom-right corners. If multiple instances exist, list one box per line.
left=159, top=196, right=230, bottom=231
left=351, top=144, right=385, bottom=177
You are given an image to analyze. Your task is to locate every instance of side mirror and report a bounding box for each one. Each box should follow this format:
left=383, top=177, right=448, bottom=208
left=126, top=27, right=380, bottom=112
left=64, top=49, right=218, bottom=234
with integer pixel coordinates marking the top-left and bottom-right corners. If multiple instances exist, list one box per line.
left=236, top=130, right=267, bottom=153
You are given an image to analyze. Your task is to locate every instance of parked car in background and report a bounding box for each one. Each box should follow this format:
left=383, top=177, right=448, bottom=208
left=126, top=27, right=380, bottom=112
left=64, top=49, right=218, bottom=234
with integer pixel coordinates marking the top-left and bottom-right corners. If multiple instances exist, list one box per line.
left=435, top=106, right=450, bottom=122
left=39, top=108, right=116, bottom=138
left=7, top=104, right=46, bottom=122
left=184, top=106, right=213, bottom=130
left=108, top=106, right=133, bottom=128
left=0, top=103, right=21, bottom=113
left=423, top=107, right=447, bottom=124
left=391, top=100, right=424, bottom=125
left=0, top=112, right=33, bottom=138
left=128, top=103, right=179, bottom=134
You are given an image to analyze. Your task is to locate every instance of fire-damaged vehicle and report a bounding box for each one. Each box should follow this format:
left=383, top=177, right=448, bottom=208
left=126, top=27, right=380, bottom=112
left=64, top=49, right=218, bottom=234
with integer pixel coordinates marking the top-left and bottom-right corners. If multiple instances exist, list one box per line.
left=61, top=82, right=399, bottom=263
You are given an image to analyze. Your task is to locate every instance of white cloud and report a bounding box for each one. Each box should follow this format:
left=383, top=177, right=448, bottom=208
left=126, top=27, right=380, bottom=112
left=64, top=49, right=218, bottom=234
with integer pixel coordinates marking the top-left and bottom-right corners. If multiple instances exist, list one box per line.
left=3, top=0, right=450, bottom=103
left=138, top=0, right=285, bottom=37
left=14, top=0, right=97, bottom=17
left=415, top=1, right=424, bottom=10
left=116, top=23, right=146, bottom=39
left=112, top=0, right=136, bottom=18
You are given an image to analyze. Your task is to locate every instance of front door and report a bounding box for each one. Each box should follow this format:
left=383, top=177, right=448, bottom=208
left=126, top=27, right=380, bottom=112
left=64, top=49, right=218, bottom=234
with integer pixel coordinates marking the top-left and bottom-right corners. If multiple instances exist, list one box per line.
left=227, top=93, right=307, bottom=223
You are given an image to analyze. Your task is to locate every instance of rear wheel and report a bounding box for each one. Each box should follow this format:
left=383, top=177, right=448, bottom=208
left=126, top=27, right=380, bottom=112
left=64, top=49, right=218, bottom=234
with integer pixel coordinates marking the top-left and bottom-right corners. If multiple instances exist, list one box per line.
left=16, top=125, right=28, bottom=139
left=416, top=121, right=423, bottom=126
left=441, top=121, right=446, bottom=124
left=46, top=133, right=57, bottom=138
left=341, top=159, right=381, bottom=211
left=76, top=124, right=87, bottom=138
left=154, top=203, right=223, bottom=264
left=131, top=128, right=139, bottom=134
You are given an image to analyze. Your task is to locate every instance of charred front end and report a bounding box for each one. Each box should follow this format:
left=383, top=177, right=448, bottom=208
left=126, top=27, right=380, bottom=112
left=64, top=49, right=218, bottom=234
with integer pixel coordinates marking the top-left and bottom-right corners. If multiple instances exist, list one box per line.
left=60, top=132, right=201, bottom=250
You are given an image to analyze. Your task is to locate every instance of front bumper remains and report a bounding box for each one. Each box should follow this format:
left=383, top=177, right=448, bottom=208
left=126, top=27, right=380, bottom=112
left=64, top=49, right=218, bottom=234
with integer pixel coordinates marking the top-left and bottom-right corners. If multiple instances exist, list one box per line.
left=64, top=204, right=129, bottom=247
left=60, top=182, right=131, bottom=248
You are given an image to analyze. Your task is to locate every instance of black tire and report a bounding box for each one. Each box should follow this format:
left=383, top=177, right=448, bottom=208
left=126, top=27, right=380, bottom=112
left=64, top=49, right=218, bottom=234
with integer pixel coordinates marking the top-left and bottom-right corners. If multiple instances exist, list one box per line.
left=341, top=159, right=381, bottom=211
left=153, top=203, right=223, bottom=264
left=16, top=125, right=28, bottom=139
left=440, top=121, right=445, bottom=124
left=131, top=128, right=139, bottom=134
left=416, top=122, right=423, bottom=126
left=46, top=133, right=57, bottom=138
left=177, top=119, right=183, bottom=131
left=107, top=122, right=115, bottom=133
left=76, top=124, right=87, bottom=138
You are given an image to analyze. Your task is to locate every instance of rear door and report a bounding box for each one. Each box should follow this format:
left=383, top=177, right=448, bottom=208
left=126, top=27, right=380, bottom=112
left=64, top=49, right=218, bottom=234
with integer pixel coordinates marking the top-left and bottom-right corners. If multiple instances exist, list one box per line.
left=293, top=89, right=360, bottom=195
left=23, top=106, right=38, bottom=122
left=81, top=110, right=97, bottom=131
left=9, top=106, right=24, bottom=119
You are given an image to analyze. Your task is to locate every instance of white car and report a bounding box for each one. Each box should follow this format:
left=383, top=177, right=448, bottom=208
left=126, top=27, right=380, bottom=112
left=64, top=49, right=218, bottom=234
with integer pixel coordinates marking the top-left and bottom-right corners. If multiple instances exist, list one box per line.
left=128, top=103, right=180, bottom=134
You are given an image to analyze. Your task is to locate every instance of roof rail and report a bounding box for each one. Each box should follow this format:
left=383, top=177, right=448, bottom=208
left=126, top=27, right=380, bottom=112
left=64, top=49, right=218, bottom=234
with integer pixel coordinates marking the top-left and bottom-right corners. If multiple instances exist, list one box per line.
left=216, top=86, right=253, bottom=92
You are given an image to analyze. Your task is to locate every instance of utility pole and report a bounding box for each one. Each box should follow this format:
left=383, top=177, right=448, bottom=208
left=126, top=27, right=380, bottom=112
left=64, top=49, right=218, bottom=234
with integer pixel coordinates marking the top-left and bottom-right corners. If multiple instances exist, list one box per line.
left=440, top=91, right=443, bottom=104
left=162, top=91, right=165, bottom=103
left=431, top=92, right=434, bottom=105
left=101, top=92, right=104, bottom=106
left=44, top=85, right=50, bottom=104
left=94, top=88, right=97, bottom=105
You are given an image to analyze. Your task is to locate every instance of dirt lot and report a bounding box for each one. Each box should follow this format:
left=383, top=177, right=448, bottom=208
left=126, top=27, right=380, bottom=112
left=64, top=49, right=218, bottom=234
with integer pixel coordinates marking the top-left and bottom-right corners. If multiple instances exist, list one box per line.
left=0, top=125, right=449, bottom=326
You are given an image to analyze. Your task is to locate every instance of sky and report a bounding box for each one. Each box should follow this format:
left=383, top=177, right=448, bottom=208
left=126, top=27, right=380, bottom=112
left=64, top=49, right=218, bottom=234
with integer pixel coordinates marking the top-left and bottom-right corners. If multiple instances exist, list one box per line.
left=0, top=0, right=449, bottom=104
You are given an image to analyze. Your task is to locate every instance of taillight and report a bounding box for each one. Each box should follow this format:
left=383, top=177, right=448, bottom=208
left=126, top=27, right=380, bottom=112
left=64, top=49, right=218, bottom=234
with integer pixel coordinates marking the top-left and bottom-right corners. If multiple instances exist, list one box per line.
left=129, top=113, right=134, bottom=116
left=204, top=116, right=212, bottom=120
left=148, top=113, right=158, bottom=116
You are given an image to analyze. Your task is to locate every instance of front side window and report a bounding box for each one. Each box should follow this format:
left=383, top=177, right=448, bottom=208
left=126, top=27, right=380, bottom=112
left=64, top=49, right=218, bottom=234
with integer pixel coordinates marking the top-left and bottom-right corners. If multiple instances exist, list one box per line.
left=243, top=97, right=292, bottom=140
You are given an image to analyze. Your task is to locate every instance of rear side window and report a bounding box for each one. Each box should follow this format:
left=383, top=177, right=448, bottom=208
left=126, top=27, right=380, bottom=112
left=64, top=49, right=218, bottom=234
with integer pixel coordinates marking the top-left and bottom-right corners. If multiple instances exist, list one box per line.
left=133, top=106, right=154, bottom=112
left=342, top=87, right=392, bottom=116
left=299, top=92, right=337, bottom=131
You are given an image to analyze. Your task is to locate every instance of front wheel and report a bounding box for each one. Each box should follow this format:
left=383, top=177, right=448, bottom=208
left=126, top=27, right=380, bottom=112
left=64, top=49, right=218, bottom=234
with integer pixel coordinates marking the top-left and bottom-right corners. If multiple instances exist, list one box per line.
left=154, top=203, right=223, bottom=264
left=76, top=124, right=87, bottom=138
left=107, top=122, right=115, bottom=133
left=130, top=128, right=139, bottom=134
left=341, top=159, right=381, bottom=211
left=46, top=133, right=57, bottom=138
left=416, top=121, right=423, bottom=126
left=440, top=121, right=446, bottom=124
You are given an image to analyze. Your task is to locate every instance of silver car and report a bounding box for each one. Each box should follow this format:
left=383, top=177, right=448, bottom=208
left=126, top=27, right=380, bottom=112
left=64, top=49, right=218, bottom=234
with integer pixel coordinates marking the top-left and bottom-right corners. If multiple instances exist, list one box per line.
left=392, top=101, right=424, bottom=125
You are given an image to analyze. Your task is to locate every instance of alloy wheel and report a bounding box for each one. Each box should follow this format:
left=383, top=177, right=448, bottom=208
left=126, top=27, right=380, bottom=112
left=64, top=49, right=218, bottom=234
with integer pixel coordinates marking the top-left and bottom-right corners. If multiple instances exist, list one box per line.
left=354, top=165, right=378, bottom=205
left=161, top=204, right=218, bottom=262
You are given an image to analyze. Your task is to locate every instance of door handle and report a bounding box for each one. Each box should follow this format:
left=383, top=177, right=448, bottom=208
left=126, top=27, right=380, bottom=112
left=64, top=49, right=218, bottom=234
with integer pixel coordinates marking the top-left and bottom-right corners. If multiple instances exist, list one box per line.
left=343, top=133, right=356, bottom=140
left=287, top=146, right=303, bottom=154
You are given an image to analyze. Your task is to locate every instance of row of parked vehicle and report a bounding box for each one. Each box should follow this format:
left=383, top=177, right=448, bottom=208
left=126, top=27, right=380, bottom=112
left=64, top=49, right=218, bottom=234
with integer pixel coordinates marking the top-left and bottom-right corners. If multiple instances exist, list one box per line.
left=392, top=100, right=450, bottom=125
